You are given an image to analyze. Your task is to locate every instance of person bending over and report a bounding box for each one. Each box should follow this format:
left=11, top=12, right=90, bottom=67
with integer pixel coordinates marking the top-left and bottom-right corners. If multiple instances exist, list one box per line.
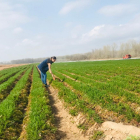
left=38, top=56, right=56, bottom=87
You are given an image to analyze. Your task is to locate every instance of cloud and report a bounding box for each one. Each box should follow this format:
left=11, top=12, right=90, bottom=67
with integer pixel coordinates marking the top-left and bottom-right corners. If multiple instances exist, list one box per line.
left=81, top=14, right=140, bottom=44
left=83, top=25, right=105, bottom=37
left=59, top=0, right=91, bottom=15
left=0, top=1, right=29, bottom=30
left=98, top=4, right=137, bottom=16
left=13, top=27, right=23, bottom=33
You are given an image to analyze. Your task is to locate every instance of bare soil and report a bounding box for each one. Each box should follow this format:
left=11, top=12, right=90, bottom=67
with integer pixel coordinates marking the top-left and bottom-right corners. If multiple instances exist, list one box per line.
left=0, top=64, right=27, bottom=71
left=99, top=121, right=140, bottom=140
left=47, top=85, right=89, bottom=140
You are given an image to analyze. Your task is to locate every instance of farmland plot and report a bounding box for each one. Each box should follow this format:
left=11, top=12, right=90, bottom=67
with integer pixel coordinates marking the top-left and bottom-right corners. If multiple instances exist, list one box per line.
left=47, top=59, right=140, bottom=139
left=0, top=65, right=57, bottom=140
left=0, top=60, right=140, bottom=140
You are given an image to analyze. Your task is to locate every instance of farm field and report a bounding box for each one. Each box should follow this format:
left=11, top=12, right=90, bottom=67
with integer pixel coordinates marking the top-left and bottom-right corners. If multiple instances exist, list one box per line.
left=0, top=65, right=56, bottom=140
left=48, top=59, right=140, bottom=139
left=0, top=59, right=140, bottom=140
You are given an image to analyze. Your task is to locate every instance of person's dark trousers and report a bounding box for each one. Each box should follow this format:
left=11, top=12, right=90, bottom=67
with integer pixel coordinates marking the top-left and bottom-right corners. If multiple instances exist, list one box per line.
left=40, top=71, right=47, bottom=85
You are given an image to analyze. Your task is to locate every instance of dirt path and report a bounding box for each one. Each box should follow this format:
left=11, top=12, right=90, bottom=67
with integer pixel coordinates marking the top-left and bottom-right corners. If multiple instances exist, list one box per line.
left=47, top=85, right=89, bottom=140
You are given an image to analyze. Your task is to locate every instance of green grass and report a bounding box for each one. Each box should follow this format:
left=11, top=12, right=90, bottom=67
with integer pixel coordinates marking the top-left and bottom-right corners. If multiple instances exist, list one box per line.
left=125, top=135, right=140, bottom=140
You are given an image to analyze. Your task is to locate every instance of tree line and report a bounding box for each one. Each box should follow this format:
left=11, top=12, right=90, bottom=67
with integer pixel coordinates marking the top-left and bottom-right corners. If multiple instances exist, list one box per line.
left=1, top=40, right=140, bottom=64
left=57, top=40, right=140, bottom=61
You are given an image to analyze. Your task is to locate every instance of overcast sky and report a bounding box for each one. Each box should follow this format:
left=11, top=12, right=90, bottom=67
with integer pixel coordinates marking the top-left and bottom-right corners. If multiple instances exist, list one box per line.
left=1, top=0, right=140, bottom=61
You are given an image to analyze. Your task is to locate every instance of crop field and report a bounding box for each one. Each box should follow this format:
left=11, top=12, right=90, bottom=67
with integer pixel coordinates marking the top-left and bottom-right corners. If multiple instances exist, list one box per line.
left=0, top=59, right=140, bottom=140
left=0, top=65, right=56, bottom=140
left=48, top=59, right=140, bottom=127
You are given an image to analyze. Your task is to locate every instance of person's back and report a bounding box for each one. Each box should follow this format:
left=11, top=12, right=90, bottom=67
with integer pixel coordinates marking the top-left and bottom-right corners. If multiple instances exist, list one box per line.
left=38, top=58, right=53, bottom=74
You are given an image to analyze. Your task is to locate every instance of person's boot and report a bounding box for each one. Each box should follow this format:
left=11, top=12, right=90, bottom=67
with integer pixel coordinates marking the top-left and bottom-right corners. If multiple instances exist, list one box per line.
left=45, top=84, right=50, bottom=88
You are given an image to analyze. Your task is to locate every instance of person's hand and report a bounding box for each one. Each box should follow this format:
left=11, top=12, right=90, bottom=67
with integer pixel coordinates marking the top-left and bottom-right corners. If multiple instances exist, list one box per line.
left=53, top=76, right=55, bottom=81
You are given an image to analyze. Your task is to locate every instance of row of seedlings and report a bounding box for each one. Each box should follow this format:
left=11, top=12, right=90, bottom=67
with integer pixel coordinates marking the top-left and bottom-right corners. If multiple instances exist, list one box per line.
left=52, top=71, right=140, bottom=125
left=0, top=66, right=25, bottom=77
left=0, top=66, right=33, bottom=140
left=0, top=66, right=30, bottom=103
left=21, top=67, right=56, bottom=140
left=47, top=72, right=103, bottom=129
left=57, top=70, right=140, bottom=115
left=0, top=65, right=27, bottom=85
left=61, top=70, right=140, bottom=107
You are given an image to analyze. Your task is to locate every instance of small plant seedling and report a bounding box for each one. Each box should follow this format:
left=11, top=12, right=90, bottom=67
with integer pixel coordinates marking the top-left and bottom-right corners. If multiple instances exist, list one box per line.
left=125, top=135, right=140, bottom=140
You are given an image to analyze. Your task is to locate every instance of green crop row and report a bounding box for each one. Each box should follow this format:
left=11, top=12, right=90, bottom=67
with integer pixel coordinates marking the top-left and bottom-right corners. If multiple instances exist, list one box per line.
left=0, top=66, right=17, bottom=77
left=56, top=70, right=140, bottom=114
left=0, top=67, right=29, bottom=103
left=57, top=70, right=140, bottom=106
left=53, top=71, right=140, bottom=123
left=26, top=67, right=56, bottom=140
left=53, top=60, right=140, bottom=85
left=0, top=66, right=33, bottom=138
left=47, top=72, right=102, bottom=124
left=61, top=67, right=140, bottom=94
left=0, top=65, right=27, bottom=78
left=0, top=66, right=27, bottom=85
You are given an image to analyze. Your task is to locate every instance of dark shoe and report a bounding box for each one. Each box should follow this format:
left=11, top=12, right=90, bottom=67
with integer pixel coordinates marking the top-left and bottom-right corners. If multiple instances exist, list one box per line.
left=45, top=84, right=50, bottom=88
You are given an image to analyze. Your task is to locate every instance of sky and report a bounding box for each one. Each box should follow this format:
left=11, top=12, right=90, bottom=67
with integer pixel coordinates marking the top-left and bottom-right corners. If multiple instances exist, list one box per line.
left=0, top=0, right=140, bottom=62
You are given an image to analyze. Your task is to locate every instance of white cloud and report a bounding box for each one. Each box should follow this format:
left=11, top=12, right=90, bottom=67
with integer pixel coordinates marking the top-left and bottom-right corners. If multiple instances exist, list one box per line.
left=81, top=15, right=140, bottom=44
left=21, top=38, right=37, bottom=46
left=59, top=0, right=91, bottom=15
left=83, top=25, right=105, bottom=37
left=98, top=4, right=137, bottom=16
left=13, top=27, right=23, bottom=33
left=0, top=1, right=29, bottom=30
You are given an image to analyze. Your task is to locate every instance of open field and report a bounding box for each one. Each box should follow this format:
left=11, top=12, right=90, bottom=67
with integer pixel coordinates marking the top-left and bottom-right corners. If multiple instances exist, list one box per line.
left=48, top=59, right=140, bottom=139
left=0, top=59, right=140, bottom=140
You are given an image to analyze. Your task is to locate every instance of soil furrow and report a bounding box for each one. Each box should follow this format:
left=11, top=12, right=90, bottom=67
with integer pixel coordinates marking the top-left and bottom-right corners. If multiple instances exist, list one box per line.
left=47, top=85, right=89, bottom=140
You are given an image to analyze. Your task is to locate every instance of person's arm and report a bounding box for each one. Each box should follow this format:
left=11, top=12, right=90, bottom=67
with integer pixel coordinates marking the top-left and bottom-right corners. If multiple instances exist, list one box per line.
left=48, top=63, right=55, bottom=80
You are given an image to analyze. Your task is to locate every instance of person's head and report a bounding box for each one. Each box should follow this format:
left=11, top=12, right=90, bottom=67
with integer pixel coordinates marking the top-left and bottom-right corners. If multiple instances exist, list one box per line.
left=51, top=56, right=56, bottom=62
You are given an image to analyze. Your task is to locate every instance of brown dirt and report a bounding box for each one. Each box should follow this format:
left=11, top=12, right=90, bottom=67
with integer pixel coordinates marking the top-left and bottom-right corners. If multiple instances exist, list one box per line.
left=0, top=64, right=27, bottom=71
left=47, top=85, right=89, bottom=140
left=99, top=121, right=140, bottom=140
